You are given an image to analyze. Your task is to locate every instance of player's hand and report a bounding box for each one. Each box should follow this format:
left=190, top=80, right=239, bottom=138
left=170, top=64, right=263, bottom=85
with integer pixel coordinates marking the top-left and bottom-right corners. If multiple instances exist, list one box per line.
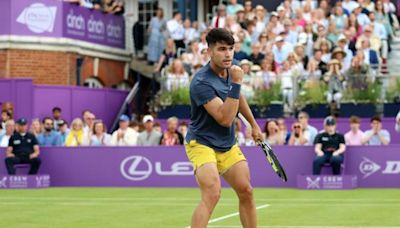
left=230, top=65, right=244, bottom=84
left=251, top=125, right=263, bottom=142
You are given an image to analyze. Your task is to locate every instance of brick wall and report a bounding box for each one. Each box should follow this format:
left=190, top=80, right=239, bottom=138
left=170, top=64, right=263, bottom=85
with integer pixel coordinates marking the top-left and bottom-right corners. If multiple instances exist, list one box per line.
left=0, top=49, right=125, bottom=87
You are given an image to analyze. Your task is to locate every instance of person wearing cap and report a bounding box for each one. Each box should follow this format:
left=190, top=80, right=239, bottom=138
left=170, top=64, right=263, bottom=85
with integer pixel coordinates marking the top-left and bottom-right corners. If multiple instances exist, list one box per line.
left=226, top=0, right=244, bottom=16
left=137, top=115, right=162, bottom=146
left=313, top=116, right=346, bottom=175
left=37, top=117, right=63, bottom=146
left=5, top=118, right=41, bottom=175
left=0, top=120, right=15, bottom=147
left=362, top=116, right=391, bottom=145
left=272, top=35, right=294, bottom=67
left=344, top=116, right=364, bottom=146
left=110, top=115, right=138, bottom=146
left=331, top=47, right=348, bottom=72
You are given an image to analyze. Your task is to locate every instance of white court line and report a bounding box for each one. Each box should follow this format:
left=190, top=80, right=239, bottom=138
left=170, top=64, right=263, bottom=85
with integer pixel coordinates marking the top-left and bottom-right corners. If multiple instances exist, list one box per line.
left=0, top=201, right=236, bottom=206
left=208, top=204, right=270, bottom=224
left=208, top=226, right=400, bottom=228
left=0, top=197, right=400, bottom=202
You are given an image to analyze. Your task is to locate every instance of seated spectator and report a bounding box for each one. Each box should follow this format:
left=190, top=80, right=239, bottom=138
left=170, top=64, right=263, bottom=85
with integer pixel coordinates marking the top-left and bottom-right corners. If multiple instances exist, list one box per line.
left=225, top=15, right=242, bottom=34
left=304, top=59, right=322, bottom=81
left=311, top=49, right=328, bottom=75
left=298, top=111, right=318, bottom=145
left=137, top=115, right=162, bottom=146
left=277, top=118, right=290, bottom=144
left=244, top=128, right=256, bottom=146
left=324, top=59, right=345, bottom=111
left=0, top=120, right=15, bottom=147
left=345, top=116, right=364, bottom=145
left=110, top=115, right=139, bottom=146
left=37, top=117, right=63, bottom=146
left=263, top=120, right=285, bottom=145
left=356, top=26, right=381, bottom=54
left=153, top=122, right=162, bottom=133
left=234, top=118, right=245, bottom=145
left=336, top=35, right=354, bottom=71
left=226, top=0, right=244, bottom=16
left=4, top=118, right=41, bottom=175
left=253, top=58, right=276, bottom=90
left=1, top=110, right=12, bottom=131
left=313, top=116, right=346, bottom=175
left=211, top=4, right=227, bottom=29
left=165, top=59, right=189, bottom=91
left=396, top=110, right=400, bottom=133
left=178, top=121, right=188, bottom=138
left=160, top=117, right=183, bottom=146
left=52, top=107, right=63, bottom=131
left=82, top=111, right=95, bottom=137
left=331, top=47, right=348, bottom=73
left=129, top=120, right=140, bottom=132
left=358, top=39, right=379, bottom=70
left=233, top=41, right=249, bottom=61
left=239, top=59, right=255, bottom=99
left=272, top=36, right=293, bottom=68
left=90, top=121, right=111, bottom=146
left=362, top=116, right=391, bottom=145
left=65, top=118, right=88, bottom=146
left=58, top=120, right=69, bottom=146
left=288, top=122, right=309, bottom=145
left=29, top=118, right=42, bottom=138
left=346, top=54, right=370, bottom=90
left=249, top=43, right=265, bottom=65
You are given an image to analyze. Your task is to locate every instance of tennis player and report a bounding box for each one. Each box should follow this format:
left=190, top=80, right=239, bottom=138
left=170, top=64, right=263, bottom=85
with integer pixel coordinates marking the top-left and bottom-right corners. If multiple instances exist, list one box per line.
left=185, top=28, right=263, bottom=228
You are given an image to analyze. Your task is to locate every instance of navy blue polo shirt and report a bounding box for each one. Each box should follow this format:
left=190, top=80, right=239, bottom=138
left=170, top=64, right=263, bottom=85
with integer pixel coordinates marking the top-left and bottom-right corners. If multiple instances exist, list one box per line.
left=185, top=63, right=236, bottom=152
left=8, top=132, right=38, bottom=156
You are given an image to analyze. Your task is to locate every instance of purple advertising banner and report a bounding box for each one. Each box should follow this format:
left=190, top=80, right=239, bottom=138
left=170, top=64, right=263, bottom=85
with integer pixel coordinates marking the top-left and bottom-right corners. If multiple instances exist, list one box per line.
left=0, top=146, right=399, bottom=188
left=1, top=0, right=124, bottom=49
left=0, top=79, right=128, bottom=129
left=297, top=175, right=358, bottom=190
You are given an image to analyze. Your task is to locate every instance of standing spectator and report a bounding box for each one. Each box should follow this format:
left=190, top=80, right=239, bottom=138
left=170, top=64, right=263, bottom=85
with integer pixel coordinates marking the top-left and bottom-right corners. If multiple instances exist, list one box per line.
left=344, top=116, right=364, bottom=145
left=154, top=39, right=177, bottom=73
left=396, top=110, right=400, bottom=133
left=65, top=118, right=87, bottom=147
left=37, top=117, right=63, bottom=146
left=324, top=59, right=345, bottom=111
left=110, top=115, right=139, bottom=146
left=211, top=5, right=227, bottom=29
left=167, top=12, right=185, bottom=49
left=147, top=8, right=166, bottom=65
left=29, top=118, right=42, bottom=138
left=313, top=116, right=346, bottom=175
left=298, top=111, right=318, bottom=145
left=288, top=122, right=308, bottom=145
left=58, top=120, right=69, bottom=146
left=0, top=120, right=15, bottom=147
left=52, top=107, right=63, bottom=131
left=4, top=118, right=41, bottom=175
left=362, top=116, right=391, bottom=145
left=226, top=0, right=244, bottom=16
left=137, top=115, right=162, bottom=146
left=183, top=19, right=199, bottom=45
left=160, top=117, right=183, bottom=146
left=90, top=121, right=111, bottom=146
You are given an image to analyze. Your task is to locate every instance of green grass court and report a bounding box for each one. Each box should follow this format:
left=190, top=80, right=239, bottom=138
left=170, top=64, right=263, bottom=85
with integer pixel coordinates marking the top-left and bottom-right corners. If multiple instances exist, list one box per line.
left=0, top=188, right=399, bottom=228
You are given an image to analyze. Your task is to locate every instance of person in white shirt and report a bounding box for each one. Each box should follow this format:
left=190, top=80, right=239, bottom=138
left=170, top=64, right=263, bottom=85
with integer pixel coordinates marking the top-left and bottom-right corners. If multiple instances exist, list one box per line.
left=0, top=120, right=15, bottom=147
left=167, top=12, right=185, bottom=49
left=110, top=115, right=139, bottom=146
left=342, top=0, right=360, bottom=13
left=395, top=110, right=400, bottom=133
left=211, top=4, right=227, bottom=29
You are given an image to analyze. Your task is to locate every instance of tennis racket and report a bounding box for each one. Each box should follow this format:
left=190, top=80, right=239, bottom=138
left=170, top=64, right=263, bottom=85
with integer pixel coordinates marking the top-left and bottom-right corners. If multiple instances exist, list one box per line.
left=256, top=140, right=288, bottom=182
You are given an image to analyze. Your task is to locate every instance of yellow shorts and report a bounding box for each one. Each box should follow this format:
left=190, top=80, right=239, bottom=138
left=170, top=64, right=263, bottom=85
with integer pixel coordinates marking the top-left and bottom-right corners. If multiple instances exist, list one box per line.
left=184, top=140, right=246, bottom=174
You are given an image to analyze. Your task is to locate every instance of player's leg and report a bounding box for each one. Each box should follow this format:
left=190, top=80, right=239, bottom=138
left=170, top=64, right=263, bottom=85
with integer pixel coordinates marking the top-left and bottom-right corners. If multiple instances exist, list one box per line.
left=313, top=153, right=330, bottom=175
left=219, top=145, right=256, bottom=228
left=185, top=141, right=221, bottom=228
left=191, top=163, right=221, bottom=228
left=223, top=160, right=256, bottom=228
left=330, top=155, right=344, bottom=175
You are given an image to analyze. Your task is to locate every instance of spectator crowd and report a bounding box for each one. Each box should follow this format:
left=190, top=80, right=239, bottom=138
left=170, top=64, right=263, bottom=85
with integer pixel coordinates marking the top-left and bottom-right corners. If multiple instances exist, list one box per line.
left=64, top=0, right=125, bottom=15
left=148, top=0, right=399, bottom=114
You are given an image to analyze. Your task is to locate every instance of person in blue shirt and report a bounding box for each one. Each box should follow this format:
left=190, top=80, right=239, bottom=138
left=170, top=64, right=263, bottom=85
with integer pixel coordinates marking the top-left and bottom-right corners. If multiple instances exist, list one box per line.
left=37, top=117, right=63, bottom=146
left=184, top=28, right=263, bottom=228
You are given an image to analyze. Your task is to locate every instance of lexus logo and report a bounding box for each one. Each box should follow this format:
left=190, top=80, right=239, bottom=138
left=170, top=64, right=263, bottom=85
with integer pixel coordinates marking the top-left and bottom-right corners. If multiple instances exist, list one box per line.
left=359, top=157, right=381, bottom=179
left=120, top=156, right=152, bottom=181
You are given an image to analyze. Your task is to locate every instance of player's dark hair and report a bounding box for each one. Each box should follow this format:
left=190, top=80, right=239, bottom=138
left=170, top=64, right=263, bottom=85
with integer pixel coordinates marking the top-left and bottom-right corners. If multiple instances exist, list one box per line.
left=206, top=28, right=235, bottom=47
